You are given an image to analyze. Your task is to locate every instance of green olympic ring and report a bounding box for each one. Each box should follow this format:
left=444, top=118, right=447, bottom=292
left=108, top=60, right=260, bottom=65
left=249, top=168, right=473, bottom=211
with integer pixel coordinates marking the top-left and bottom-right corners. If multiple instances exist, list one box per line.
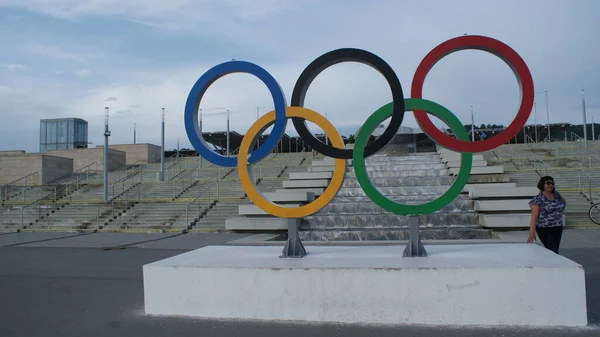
left=353, top=98, right=473, bottom=215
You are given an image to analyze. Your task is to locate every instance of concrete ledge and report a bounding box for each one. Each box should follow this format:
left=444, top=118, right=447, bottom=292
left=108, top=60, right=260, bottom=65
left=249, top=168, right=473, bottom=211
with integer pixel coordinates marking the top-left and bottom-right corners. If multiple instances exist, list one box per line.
left=446, top=160, right=487, bottom=168
left=480, top=213, right=567, bottom=228
left=225, top=218, right=299, bottom=230
left=469, top=186, right=538, bottom=199
left=308, top=166, right=335, bottom=172
left=239, top=204, right=303, bottom=216
left=282, top=180, right=329, bottom=188
left=312, top=158, right=336, bottom=166
left=262, top=191, right=315, bottom=203
left=276, top=188, right=324, bottom=196
left=289, top=172, right=332, bottom=180
left=463, top=182, right=517, bottom=193
left=474, top=199, right=530, bottom=212
left=449, top=166, right=504, bottom=175
left=440, top=153, right=484, bottom=162
left=143, top=244, right=587, bottom=326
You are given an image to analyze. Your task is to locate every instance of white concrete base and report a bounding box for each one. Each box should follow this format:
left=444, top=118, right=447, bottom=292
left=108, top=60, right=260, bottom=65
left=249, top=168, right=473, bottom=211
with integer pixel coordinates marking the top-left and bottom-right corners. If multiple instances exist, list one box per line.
left=143, top=244, right=587, bottom=327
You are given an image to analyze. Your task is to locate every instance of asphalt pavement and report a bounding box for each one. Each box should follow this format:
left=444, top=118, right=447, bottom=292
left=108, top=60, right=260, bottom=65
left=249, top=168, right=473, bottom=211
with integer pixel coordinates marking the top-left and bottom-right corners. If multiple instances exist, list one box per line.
left=0, top=230, right=598, bottom=337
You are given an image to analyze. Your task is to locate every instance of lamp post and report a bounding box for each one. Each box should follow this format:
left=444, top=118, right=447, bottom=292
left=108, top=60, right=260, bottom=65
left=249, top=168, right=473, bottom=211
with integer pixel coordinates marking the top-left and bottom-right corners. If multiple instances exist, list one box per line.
left=256, top=106, right=266, bottom=148
left=534, top=103, right=538, bottom=143
left=544, top=90, right=550, bottom=141
left=160, top=108, right=165, bottom=181
left=226, top=109, right=230, bottom=156
left=470, top=105, right=475, bottom=142
left=582, top=89, right=588, bottom=147
left=103, top=107, right=110, bottom=202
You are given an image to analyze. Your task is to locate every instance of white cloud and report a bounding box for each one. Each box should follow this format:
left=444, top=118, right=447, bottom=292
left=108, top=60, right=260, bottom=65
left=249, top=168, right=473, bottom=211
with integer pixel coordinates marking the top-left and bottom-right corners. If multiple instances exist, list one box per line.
left=2, top=64, right=27, bottom=71
left=76, top=68, right=91, bottom=77
left=27, top=42, right=85, bottom=61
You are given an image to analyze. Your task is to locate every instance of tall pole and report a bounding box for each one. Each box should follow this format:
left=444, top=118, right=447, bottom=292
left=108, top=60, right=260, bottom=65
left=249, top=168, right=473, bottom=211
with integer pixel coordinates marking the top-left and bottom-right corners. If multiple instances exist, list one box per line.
left=325, top=112, right=329, bottom=145
left=256, top=106, right=266, bottom=148
left=160, top=108, right=165, bottom=181
left=177, top=137, right=180, bottom=158
left=133, top=123, right=136, bottom=144
left=582, top=89, right=588, bottom=146
left=103, top=107, right=110, bottom=202
left=545, top=90, right=551, bottom=141
left=199, top=108, right=203, bottom=169
left=592, top=116, right=596, bottom=142
left=534, top=102, right=538, bottom=143
left=226, top=109, right=230, bottom=156
left=470, top=105, right=475, bottom=142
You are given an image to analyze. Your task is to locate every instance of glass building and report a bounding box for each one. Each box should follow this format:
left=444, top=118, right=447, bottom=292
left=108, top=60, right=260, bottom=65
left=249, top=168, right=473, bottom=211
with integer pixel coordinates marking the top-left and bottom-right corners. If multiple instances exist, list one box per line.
left=40, top=118, right=88, bottom=152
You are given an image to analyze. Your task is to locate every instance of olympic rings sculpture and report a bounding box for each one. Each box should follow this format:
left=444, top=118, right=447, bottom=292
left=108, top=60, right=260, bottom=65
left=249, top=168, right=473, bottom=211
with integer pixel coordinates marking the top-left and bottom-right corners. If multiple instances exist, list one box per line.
left=184, top=35, right=534, bottom=218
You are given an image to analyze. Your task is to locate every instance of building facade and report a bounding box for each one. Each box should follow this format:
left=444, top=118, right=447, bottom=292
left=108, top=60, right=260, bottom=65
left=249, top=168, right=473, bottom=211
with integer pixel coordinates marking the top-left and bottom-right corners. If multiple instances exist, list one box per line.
left=40, top=118, right=88, bottom=152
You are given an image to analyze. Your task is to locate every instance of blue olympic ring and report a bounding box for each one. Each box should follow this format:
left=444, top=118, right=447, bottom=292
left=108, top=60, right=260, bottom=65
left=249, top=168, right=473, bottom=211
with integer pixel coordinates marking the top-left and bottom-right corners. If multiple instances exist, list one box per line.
left=184, top=60, right=287, bottom=167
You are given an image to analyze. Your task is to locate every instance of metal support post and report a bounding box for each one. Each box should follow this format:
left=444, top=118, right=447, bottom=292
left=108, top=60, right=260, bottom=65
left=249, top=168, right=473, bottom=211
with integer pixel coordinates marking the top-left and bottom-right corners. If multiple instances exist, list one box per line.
left=280, top=219, right=307, bottom=258
left=403, top=216, right=427, bottom=257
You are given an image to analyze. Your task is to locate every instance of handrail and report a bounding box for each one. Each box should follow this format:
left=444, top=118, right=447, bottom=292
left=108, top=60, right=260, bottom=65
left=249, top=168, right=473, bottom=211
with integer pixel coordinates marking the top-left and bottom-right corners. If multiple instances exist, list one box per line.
left=1, top=172, right=40, bottom=202
left=20, top=184, right=73, bottom=226
left=172, top=166, right=201, bottom=199
left=73, top=162, right=98, bottom=174
left=505, top=145, right=528, bottom=170
left=1, top=172, right=39, bottom=187
left=185, top=180, right=220, bottom=227
left=571, top=132, right=584, bottom=142
left=577, top=169, right=600, bottom=203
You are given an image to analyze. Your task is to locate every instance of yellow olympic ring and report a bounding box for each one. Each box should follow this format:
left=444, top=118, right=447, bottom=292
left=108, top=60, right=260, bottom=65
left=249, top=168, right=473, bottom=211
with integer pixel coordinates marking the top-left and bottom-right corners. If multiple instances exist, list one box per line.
left=237, top=107, right=347, bottom=218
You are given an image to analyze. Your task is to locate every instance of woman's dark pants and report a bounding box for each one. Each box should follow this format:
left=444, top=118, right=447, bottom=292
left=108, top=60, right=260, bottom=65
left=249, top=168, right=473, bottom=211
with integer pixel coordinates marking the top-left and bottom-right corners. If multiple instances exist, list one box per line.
left=536, top=226, right=563, bottom=254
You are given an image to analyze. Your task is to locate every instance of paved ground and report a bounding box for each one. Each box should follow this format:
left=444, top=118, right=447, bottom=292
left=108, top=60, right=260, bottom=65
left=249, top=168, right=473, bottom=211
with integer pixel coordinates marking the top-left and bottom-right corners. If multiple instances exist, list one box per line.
left=0, top=230, right=599, bottom=337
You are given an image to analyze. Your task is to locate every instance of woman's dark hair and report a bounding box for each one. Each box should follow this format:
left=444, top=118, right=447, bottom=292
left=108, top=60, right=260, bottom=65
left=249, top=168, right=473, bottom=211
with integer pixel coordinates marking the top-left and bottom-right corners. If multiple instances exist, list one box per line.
left=537, top=175, right=555, bottom=191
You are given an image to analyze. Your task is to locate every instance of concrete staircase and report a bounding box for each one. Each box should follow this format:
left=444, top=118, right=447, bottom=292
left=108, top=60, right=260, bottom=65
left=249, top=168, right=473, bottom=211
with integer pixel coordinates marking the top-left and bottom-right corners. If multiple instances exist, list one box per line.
left=478, top=141, right=599, bottom=227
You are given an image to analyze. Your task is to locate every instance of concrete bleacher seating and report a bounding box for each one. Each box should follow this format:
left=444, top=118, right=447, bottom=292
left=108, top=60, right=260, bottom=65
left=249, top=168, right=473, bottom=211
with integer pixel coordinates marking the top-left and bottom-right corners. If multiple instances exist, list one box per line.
left=0, top=151, right=313, bottom=232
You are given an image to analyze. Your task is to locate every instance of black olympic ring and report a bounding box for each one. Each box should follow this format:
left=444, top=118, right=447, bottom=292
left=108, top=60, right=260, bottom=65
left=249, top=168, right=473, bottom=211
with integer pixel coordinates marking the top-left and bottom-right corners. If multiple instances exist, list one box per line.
left=290, top=48, right=406, bottom=159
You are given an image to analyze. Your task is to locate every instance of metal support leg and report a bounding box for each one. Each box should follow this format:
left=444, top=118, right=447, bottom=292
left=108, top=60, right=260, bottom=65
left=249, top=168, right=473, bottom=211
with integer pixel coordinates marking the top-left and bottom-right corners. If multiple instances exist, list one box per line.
left=280, top=220, right=307, bottom=258
left=403, top=216, right=427, bottom=258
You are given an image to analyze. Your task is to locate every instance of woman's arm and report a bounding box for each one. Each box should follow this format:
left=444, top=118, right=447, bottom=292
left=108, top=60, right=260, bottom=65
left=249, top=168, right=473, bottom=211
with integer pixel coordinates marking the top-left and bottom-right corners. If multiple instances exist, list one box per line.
left=527, top=204, right=539, bottom=243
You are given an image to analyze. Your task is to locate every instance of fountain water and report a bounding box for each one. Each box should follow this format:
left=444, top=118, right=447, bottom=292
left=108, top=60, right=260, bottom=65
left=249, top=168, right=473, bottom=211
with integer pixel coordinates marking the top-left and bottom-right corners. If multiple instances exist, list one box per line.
left=300, top=152, right=492, bottom=241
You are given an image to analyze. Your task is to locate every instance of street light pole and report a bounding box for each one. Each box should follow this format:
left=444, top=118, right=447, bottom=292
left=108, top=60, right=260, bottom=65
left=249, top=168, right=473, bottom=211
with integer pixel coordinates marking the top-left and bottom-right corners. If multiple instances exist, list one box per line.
left=103, top=107, right=110, bottom=203
left=199, top=108, right=203, bottom=169
left=545, top=90, right=551, bottom=141
left=226, top=109, right=230, bottom=156
left=534, top=102, right=538, bottom=143
left=582, top=89, right=588, bottom=147
left=160, top=108, right=165, bottom=181
left=133, top=122, right=136, bottom=144
left=470, top=105, right=475, bottom=142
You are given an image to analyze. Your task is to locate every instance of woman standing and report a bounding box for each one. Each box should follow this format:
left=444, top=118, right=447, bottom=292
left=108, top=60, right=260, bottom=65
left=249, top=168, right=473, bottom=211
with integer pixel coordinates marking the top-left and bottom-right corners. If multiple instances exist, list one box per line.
left=527, top=176, right=567, bottom=254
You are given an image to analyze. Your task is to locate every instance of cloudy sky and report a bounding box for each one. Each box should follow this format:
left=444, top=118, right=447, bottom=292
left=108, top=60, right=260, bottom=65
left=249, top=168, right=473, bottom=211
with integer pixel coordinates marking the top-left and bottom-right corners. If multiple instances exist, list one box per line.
left=0, top=0, right=599, bottom=152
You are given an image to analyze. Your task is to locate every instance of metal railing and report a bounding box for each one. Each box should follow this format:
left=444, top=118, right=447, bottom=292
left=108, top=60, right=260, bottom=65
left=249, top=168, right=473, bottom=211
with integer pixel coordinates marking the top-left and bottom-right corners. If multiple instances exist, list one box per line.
left=19, top=184, right=73, bottom=226
left=1, top=172, right=40, bottom=202
left=172, top=166, right=202, bottom=199
left=577, top=169, right=600, bottom=203
left=185, top=180, right=220, bottom=227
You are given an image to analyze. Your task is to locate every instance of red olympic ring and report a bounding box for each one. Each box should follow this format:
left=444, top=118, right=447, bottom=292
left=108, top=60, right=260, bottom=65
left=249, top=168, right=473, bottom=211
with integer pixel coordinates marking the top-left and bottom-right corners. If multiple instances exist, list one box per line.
left=411, top=35, right=534, bottom=153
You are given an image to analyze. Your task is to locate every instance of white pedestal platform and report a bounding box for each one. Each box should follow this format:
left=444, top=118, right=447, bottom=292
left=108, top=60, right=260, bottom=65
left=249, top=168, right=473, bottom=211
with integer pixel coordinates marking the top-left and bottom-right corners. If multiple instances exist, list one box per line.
left=143, top=244, right=587, bottom=327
